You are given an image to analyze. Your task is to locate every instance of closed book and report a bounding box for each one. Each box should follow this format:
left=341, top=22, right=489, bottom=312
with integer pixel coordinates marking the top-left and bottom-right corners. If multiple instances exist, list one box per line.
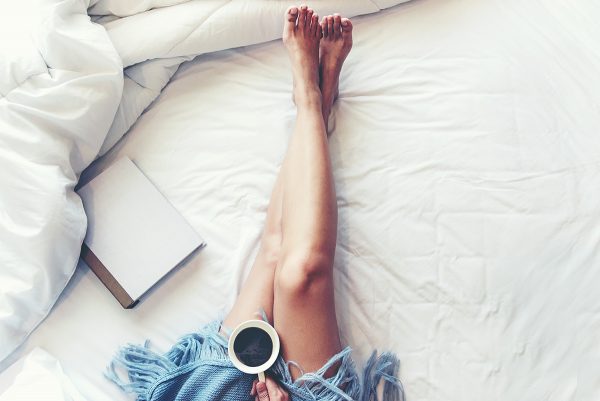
left=77, top=157, right=205, bottom=308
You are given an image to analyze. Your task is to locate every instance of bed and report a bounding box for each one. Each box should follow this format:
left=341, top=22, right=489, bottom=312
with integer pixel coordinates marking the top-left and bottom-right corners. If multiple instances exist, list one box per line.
left=1, top=0, right=600, bottom=400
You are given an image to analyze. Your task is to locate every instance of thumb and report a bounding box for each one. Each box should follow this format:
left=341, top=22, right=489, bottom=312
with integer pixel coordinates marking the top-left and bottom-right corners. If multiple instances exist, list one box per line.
left=256, top=381, right=270, bottom=401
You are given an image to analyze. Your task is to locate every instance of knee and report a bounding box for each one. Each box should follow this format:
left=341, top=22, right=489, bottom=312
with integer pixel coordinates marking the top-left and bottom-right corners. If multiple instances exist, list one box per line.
left=276, top=248, right=333, bottom=295
left=258, top=232, right=282, bottom=269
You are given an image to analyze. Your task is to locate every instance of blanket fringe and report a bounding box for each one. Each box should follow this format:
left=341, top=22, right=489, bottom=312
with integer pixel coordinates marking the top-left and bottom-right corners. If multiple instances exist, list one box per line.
left=106, top=321, right=227, bottom=401
left=107, top=321, right=404, bottom=401
left=359, top=352, right=405, bottom=401
left=272, top=346, right=360, bottom=401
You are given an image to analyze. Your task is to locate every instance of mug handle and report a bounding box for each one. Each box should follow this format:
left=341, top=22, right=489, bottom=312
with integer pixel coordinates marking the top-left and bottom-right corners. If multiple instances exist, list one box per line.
left=258, top=371, right=266, bottom=383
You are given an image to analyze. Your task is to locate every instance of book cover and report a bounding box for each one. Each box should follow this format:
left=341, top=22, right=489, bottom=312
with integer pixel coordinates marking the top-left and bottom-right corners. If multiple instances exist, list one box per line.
left=77, top=157, right=205, bottom=308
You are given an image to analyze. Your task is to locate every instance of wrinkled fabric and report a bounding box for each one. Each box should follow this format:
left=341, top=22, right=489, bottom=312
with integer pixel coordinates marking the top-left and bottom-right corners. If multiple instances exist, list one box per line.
left=0, top=0, right=122, bottom=363
left=0, top=348, right=88, bottom=401
left=0, top=0, right=410, bottom=366
left=3, top=1, right=600, bottom=401
left=88, top=0, right=413, bottom=156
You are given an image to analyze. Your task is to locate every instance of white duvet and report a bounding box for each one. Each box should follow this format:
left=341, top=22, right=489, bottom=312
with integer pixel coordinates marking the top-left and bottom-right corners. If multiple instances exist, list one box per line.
left=0, top=0, right=410, bottom=371
left=0, top=0, right=122, bottom=363
left=92, top=0, right=413, bottom=156
left=0, top=348, right=87, bottom=401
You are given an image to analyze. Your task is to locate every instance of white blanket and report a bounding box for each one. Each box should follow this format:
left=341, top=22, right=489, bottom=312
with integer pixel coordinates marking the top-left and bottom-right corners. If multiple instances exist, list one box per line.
left=0, top=348, right=87, bottom=401
left=91, top=0, right=413, bottom=156
left=0, top=0, right=122, bottom=363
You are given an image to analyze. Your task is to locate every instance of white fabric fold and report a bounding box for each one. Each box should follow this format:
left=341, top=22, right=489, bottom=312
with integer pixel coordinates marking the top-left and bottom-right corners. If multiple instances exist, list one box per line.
left=0, top=0, right=411, bottom=368
left=92, top=0, right=412, bottom=156
left=0, top=348, right=87, bottom=401
left=0, top=0, right=122, bottom=363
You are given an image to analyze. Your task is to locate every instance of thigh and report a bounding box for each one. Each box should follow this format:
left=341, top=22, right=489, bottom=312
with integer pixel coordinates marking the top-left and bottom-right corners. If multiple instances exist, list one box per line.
left=222, top=245, right=278, bottom=332
left=223, top=174, right=285, bottom=331
left=273, top=264, right=341, bottom=379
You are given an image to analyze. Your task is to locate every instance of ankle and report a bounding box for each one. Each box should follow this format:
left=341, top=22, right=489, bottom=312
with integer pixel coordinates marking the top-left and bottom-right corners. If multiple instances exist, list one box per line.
left=294, top=85, right=322, bottom=108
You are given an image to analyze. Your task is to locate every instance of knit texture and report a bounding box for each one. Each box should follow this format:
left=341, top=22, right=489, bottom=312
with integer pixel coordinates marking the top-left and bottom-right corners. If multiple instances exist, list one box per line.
left=107, top=321, right=404, bottom=401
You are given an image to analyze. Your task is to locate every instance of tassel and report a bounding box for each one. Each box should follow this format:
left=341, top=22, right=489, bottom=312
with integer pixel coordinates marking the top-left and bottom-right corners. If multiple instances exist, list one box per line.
left=359, top=352, right=405, bottom=401
left=271, top=346, right=361, bottom=401
left=105, top=341, right=175, bottom=400
left=107, top=319, right=404, bottom=401
left=106, top=321, right=229, bottom=400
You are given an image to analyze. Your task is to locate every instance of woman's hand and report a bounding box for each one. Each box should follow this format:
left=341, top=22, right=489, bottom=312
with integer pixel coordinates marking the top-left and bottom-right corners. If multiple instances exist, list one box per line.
left=250, top=376, right=289, bottom=401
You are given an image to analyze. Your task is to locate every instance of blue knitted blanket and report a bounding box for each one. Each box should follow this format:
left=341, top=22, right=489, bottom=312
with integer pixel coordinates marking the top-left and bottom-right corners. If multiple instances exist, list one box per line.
left=108, top=321, right=404, bottom=401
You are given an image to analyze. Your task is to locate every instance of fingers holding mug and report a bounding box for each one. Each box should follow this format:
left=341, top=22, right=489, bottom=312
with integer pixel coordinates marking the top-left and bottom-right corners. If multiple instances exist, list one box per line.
left=252, top=377, right=289, bottom=401
left=256, top=380, right=270, bottom=401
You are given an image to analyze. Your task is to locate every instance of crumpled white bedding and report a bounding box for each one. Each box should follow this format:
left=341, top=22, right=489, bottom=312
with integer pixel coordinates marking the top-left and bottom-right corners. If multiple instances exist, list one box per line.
left=2, top=0, right=600, bottom=401
left=0, top=348, right=87, bottom=401
left=0, top=0, right=122, bottom=364
left=0, top=0, right=409, bottom=367
left=90, top=0, right=413, bottom=155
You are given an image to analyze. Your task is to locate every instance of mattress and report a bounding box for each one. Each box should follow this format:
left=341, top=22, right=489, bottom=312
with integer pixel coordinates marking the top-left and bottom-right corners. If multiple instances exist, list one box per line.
left=2, top=0, right=600, bottom=400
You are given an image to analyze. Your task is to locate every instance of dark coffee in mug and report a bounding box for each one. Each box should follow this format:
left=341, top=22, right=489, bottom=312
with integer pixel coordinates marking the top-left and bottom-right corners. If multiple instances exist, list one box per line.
left=232, top=327, right=273, bottom=367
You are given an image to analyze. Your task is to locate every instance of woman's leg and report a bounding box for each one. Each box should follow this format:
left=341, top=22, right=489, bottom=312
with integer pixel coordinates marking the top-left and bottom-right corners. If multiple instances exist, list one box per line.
left=222, top=6, right=307, bottom=330
left=222, top=6, right=354, bottom=380
left=273, top=7, right=353, bottom=378
left=222, top=171, right=284, bottom=329
left=222, top=5, right=322, bottom=330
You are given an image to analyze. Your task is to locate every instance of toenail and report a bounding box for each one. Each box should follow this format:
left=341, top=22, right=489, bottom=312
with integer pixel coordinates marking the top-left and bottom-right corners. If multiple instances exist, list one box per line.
left=342, top=20, right=349, bottom=26
left=290, top=7, right=298, bottom=13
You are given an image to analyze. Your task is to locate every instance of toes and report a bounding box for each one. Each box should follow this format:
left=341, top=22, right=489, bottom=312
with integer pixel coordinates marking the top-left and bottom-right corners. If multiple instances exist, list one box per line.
left=313, top=14, right=323, bottom=39
left=321, top=18, right=328, bottom=38
left=298, top=5, right=307, bottom=28
left=285, top=6, right=299, bottom=33
left=341, top=18, right=353, bottom=32
left=311, top=13, right=319, bottom=36
left=306, top=8, right=313, bottom=22
left=315, top=19, right=322, bottom=38
left=286, top=6, right=298, bottom=22
left=341, top=18, right=353, bottom=40
left=306, top=8, right=314, bottom=33
left=327, top=16, right=334, bottom=38
left=333, top=14, right=342, bottom=38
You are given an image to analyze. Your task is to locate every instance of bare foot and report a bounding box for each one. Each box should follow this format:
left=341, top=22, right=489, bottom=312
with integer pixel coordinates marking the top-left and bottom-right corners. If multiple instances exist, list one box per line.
left=319, top=14, right=353, bottom=124
left=283, top=5, right=322, bottom=107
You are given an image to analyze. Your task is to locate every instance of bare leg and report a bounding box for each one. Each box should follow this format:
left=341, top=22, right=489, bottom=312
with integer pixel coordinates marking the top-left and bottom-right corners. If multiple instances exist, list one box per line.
left=320, top=14, right=353, bottom=124
left=223, top=6, right=354, bottom=381
left=222, top=171, right=284, bottom=329
left=222, top=7, right=308, bottom=330
left=222, top=5, right=326, bottom=330
left=272, top=5, right=352, bottom=379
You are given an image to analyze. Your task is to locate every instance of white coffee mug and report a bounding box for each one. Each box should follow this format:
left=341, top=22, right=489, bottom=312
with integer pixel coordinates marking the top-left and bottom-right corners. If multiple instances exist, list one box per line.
left=228, top=319, right=280, bottom=382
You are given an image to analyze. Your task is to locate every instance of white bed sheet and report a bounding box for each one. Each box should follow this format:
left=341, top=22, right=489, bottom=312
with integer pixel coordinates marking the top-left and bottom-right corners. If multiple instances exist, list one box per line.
left=2, top=0, right=600, bottom=400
